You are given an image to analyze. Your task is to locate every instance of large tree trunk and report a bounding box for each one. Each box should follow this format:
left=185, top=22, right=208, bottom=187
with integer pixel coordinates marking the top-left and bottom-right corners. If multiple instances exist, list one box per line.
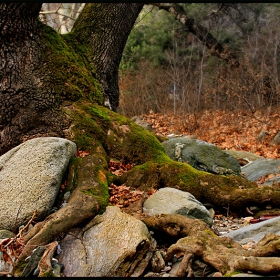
left=2, top=4, right=280, bottom=276
left=72, top=3, right=144, bottom=111
left=0, top=3, right=143, bottom=155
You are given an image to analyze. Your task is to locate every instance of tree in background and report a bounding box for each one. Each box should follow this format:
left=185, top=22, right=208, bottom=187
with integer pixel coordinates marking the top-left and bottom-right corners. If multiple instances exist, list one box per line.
left=119, top=3, right=280, bottom=116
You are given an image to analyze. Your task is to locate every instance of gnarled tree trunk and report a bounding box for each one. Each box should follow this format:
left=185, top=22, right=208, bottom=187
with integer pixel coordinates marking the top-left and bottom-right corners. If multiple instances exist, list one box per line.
left=0, top=3, right=143, bottom=155
left=2, top=4, right=280, bottom=277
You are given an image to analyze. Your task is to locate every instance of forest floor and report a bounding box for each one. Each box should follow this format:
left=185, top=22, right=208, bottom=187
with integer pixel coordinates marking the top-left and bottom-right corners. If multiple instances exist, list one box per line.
left=109, top=107, right=279, bottom=235
left=141, top=107, right=280, bottom=159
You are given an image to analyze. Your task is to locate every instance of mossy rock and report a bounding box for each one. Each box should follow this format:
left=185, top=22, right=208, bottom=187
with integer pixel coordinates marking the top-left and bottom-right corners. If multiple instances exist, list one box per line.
left=162, top=137, right=241, bottom=175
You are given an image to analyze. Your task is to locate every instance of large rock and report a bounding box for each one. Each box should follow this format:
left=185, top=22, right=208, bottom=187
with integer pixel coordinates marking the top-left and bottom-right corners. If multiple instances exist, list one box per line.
left=131, top=116, right=153, bottom=132
left=0, top=137, right=76, bottom=231
left=143, top=187, right=213, bottom=226
left=224, top=150, right=263, bottom=165
left=241, top=158, right=280, bottom=186
left=58, top=206, right=155, bottom=277
left=162, top=137, right=241, bottom=175
left=223, top=216, right=280, bottom=245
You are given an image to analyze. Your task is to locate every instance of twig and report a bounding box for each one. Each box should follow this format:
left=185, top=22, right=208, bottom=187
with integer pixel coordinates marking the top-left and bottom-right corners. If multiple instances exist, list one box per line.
left=4, top=210, right=38, bottom=248
left=13, top=204, right=23, bottom=234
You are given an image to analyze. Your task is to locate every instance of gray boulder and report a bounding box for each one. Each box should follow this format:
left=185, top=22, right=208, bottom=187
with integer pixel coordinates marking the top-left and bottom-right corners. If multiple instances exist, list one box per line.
left=131, top=116, right=153, bottom=132
left=162, top=137, right=241, bottom=175
left=58, top=206, right=155, bottom=277
left=241, top=158, right=280, bottom=186
left=224, top=150, right=263, bottom=165
left=223, top=216, right=280, bottom=245
left=0, top=229, right=15, bottom=239
left=143, top=187, right=213, bottom=226
left=0, top=137, right=76, bottom=231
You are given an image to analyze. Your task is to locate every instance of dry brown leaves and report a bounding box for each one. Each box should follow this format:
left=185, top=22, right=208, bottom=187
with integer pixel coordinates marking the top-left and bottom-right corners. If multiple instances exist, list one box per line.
left=109, top=183, right=144, bottom=208
left=141, top=108, right=280, bottom=159
left=0, top=237, right=24, bottom=276
left=0, top=210, right=37, bottom=276
left=108, top=159, right=156, bottom=208
left=108, top=159, right=135, bottom=176
left=76, top=150, right=90, bottom=157
left=257, top=172, right=280, bottom=185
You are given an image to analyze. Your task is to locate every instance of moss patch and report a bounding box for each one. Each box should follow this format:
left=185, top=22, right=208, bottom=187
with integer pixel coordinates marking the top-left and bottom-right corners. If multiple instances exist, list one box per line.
left=204, top=229, right=217, bottom=237
left=39, top=22, right=103, bottom=105
left=224, top=271, right=241, bottom=277
left=14, top=261, right=27, bottom=277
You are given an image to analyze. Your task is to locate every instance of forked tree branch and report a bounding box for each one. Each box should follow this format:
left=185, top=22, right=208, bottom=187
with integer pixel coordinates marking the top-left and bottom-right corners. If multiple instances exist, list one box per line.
left=150, top=3, right=240, bottom=67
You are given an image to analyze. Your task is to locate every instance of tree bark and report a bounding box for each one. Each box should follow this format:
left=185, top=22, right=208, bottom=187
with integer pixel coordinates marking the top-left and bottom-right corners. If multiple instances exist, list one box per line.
left=0, top=3, right=68, bottom=155
left=2, top=5, right=280, bottom=276
left=72, top=3, right=144, bottom=111
left=0, top=3, right=143, bottom=154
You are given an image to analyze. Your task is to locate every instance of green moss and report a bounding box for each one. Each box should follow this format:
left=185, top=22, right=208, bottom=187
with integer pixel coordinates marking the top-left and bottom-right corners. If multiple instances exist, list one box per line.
left=14, top=261, right=28, bottom=277
left=40, top=269, right=56, bottom=277
left=63, top=102, right=107, bottom=152
left=132, top=161, right=157, bottom=172
left=107, top=170, right=117, bottom=185
left=79, top=160, right=109, bottom=215
left=84, top=104, right=112, bottom=123
left=67, top=156, right=82, bottom=191
left=224, top=271, right=241, bottom=277
left=203, top=229, right=217, bottom=237
left=81, top=183, right=109, bottom=214
left=39, top=22, right=103, bottom=105
left=160, top=161, right=206, bottom=187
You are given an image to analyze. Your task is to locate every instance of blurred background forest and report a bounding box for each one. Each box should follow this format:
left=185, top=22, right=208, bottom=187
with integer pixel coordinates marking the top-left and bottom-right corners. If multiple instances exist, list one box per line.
left=118, top=3, right=280, bottom=116
left=40, top=3, right=280, bottom=157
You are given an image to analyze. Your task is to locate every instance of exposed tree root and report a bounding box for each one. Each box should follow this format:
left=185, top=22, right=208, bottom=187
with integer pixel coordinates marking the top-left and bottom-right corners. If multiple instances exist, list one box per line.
left=142, top=213, right=280, bottom=276
left=17, top=153, right=109, bottom=262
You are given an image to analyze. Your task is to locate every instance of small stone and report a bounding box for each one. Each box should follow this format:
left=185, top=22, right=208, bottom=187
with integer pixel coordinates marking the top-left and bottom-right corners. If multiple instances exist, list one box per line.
left=208, top=208, right=215, bottom=219
left=171, top=256, right=178, bottom=264
left=161, top=266, right=171, bottom=272
left=144, top=271, right=160, bottom=277
left=213, top=272, right=223, bottom=277
left=52, top=262, right=62, bottom=277
left=33, top=268, right=40, bottom=276
left=63, top=191, right=71, bottom=202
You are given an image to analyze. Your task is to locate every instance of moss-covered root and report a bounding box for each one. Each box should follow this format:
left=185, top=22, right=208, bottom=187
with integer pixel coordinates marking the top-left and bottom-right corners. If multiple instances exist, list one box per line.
left=18, top=153, right=109, bottom=261
left=117, top=159, right=280, bottom=214
left=64, top=103, right=280, bottom=213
